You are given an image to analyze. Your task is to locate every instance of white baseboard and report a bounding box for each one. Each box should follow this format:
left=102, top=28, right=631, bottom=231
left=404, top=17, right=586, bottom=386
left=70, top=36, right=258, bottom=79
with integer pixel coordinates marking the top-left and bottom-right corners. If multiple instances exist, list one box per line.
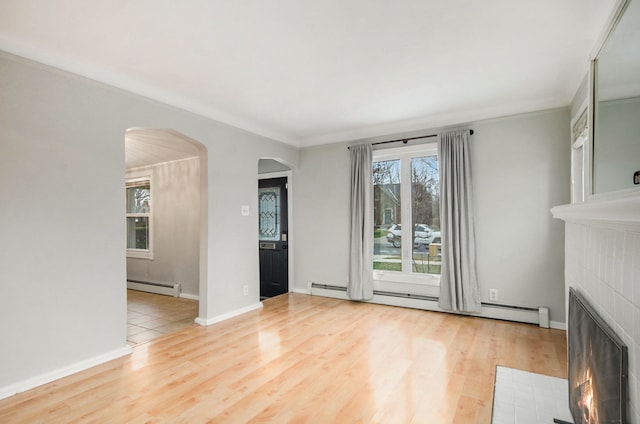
left=127, top=281, right=180, bottom=297
left=291, top=288, right=309, bottom=295
left=310, top=286, right=555, bottom=328
left=0, top=346, right=132, bottom=400
left=179, top=293, right=199, bottom=301
left=550, top=320, right=566, bottom=330
left=195, top=302, right=263, bottom=326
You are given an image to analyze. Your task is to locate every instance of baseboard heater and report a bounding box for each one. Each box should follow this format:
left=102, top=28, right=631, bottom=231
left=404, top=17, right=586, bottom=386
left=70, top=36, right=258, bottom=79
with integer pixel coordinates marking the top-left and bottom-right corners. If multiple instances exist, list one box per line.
left=127, top=279, right=181, bottom=297
left=309, top=283, right=550, bottom=328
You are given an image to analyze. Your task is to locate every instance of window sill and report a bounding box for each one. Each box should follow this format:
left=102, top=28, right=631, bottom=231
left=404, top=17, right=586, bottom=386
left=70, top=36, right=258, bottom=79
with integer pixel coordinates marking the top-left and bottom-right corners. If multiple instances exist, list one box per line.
left=127, top=249, right=154, bottom=260
left=373, top=270, right=440, bottom=286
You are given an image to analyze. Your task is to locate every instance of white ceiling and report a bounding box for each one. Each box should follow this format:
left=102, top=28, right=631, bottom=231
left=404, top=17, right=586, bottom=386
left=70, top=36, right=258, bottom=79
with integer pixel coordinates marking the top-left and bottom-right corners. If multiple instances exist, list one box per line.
left=0, top=0, right=618, bottom=147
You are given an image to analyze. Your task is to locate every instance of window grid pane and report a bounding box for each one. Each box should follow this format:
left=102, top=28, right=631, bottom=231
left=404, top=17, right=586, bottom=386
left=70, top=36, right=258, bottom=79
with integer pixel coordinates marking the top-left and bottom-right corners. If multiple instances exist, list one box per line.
left=411, top=155, right=440, bottom=275
left=126, top=185, right=150, bottom=213
left=127, top=217, right=149, bottom=250
left=373, top=159, right=402, bottom=272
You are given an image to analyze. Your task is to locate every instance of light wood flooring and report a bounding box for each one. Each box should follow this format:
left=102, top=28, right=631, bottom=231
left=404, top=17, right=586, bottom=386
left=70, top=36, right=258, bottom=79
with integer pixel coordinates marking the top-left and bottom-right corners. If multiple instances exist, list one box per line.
left=127, top=290, right=199, bottom=346
left=0, top=293, right=567, bottom=423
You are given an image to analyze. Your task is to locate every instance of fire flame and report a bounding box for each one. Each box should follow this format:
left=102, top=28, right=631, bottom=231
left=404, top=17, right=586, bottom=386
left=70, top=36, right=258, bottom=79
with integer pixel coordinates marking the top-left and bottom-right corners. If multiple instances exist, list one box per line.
left=575, top=365, right=599, bottom=423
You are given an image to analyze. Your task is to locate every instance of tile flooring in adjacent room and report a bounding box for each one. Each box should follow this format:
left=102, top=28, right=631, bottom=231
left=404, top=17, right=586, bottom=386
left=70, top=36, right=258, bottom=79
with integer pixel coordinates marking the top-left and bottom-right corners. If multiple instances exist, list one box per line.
left=127, top=289, right=198, bottom=346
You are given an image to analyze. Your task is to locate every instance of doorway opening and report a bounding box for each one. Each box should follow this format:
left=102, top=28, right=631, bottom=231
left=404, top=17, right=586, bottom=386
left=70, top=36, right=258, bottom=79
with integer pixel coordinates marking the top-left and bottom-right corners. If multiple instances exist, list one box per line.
left=125, top=128, right=208, bottom=345
left=258, top=159, right=292, bottom=300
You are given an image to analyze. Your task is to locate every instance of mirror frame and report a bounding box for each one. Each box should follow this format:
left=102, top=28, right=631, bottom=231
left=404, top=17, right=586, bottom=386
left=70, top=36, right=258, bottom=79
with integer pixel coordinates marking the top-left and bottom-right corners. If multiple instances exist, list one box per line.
left=587, top=0, right=640, bottom=200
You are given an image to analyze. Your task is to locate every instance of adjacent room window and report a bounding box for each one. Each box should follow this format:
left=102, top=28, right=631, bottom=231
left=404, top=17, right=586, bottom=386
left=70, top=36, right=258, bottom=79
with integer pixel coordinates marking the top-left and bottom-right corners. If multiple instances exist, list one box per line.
left=373, top=144, right=440, bottom=284
left=126, top=177, right=153, bottom=259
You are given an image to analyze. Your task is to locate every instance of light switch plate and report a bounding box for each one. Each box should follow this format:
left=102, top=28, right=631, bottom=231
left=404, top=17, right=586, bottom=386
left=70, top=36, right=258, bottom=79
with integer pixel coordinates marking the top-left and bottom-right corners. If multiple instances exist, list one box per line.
left=241, top=205, right=249, bottom=216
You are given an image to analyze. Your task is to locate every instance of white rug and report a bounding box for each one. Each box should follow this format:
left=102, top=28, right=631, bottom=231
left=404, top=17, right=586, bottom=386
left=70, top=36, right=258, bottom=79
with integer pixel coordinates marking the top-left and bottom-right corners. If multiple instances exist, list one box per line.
left=492, top=366, right=573, bottom=424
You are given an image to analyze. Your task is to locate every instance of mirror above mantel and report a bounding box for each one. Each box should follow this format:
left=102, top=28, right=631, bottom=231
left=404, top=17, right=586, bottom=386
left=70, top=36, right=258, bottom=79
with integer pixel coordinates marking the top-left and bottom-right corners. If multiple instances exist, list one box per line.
left=592, top=0, right=640, bottom=195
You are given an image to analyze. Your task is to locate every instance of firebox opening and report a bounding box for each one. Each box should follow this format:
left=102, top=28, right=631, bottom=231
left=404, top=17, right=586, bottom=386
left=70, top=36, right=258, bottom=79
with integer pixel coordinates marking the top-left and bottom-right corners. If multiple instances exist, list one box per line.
left=567, top=288, right=628, bottom=424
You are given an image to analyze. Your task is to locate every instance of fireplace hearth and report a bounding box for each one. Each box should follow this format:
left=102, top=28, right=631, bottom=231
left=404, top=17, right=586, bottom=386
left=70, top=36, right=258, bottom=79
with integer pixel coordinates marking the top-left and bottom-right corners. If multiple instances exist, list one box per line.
left=566, top=288, right=628, bottom=424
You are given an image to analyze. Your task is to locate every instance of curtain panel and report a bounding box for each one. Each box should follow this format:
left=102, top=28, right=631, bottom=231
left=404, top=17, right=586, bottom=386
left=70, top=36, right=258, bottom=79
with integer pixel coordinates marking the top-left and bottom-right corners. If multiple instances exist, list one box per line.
left=347, top=144, right=374, bottom=300
left=438, top=129, right=481, bottom=313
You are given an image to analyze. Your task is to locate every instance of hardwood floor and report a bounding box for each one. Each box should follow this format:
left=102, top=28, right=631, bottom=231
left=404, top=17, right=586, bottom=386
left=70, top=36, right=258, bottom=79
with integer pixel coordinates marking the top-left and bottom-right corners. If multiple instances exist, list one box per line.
left=0, top=293, right=567, bottom=423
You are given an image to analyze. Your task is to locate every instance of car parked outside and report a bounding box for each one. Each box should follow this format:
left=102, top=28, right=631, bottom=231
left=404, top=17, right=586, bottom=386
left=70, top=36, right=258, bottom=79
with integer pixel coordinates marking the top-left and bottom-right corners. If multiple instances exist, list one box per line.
left=387, top=224, right=435, bottom=248
left=386, top=224, right=402, bottom=247
left=414, top=224, right=432, bottom=239
left=413, top=231, right=441, bottom=249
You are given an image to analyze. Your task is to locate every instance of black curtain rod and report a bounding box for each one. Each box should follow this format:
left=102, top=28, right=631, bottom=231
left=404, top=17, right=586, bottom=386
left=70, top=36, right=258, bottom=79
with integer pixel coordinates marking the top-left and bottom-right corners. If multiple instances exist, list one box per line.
left=348, top=129, right=473, bottom=149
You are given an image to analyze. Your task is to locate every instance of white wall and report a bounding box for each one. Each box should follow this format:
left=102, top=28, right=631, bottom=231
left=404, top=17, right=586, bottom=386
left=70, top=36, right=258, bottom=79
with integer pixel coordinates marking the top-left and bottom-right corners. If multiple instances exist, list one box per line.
left=258, top=158, right=291, bottom=174
left=472, top=109, right=569, bottom=324
left=126, top=158, right=200, bottom=297
left=570, top=73, right=589, bottom=119
left=0, top=51, right=298, bottom=395
left=294, top=109, right=570, bottom=324
left=295, top=145, right=351, bottom=288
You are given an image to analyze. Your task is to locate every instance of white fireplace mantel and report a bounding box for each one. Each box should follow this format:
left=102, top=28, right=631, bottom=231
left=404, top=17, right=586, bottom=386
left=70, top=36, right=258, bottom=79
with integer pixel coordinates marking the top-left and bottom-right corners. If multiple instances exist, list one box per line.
left=551, top=189, right=640, bottom=230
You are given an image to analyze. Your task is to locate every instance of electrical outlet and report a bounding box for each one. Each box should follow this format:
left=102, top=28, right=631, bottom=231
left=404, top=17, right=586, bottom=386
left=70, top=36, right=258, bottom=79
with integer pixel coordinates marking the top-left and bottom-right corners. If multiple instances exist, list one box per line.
left=243, top=285, right=248, bottom=296
left=489, top=288, right=498, bottom=301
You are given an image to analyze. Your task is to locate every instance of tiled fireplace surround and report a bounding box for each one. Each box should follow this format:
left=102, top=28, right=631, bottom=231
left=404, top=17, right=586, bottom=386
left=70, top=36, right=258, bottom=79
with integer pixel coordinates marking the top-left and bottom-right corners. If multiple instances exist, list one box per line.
left=555, top=196, right=640, bottom=423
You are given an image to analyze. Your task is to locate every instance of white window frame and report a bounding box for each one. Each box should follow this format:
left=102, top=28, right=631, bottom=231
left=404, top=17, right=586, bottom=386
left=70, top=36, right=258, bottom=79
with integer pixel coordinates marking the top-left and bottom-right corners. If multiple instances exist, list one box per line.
left=126, top=176, right=153, bottom=260
left=373, top=143, right=440, bottom=286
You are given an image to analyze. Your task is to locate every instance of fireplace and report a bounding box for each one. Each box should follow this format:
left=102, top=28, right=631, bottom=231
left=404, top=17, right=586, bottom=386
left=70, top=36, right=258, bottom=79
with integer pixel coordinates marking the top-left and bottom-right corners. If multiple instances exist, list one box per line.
left=566, top=287, right=628, bottom=423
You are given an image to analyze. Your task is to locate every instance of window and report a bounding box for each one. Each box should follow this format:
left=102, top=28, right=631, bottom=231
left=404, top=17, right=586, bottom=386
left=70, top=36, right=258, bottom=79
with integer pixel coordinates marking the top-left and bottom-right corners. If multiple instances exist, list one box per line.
left=373, top=144, right=440, bottom=284
left=126, top=178, right=152, bottom=259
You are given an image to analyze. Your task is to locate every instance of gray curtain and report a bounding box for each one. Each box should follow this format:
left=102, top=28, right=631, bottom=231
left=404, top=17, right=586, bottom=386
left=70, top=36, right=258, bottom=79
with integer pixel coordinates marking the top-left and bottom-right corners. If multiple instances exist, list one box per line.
left=347, top=144, right=374, bottom=300
left=438, top=129, right=481, bottom=313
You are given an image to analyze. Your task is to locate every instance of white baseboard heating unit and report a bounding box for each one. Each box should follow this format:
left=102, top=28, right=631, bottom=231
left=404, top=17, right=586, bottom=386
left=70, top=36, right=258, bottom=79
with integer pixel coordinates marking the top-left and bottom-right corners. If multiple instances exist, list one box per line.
left=127, top=279, right=181, bottom=297
left=309, top=283, right=550, bottom=328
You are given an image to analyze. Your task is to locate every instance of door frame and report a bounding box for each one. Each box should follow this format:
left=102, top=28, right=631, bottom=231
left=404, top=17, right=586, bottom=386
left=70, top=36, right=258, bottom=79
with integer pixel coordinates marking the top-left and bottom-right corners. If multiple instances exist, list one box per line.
left=258, top=170, right=293, bottom=295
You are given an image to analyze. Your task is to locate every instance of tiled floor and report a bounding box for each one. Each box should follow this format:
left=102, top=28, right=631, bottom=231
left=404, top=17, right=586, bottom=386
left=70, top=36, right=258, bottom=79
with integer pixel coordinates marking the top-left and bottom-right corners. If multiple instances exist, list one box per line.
left=127, top=289, right=198, bottom=346
left=492, top=366, right=573, bottom=424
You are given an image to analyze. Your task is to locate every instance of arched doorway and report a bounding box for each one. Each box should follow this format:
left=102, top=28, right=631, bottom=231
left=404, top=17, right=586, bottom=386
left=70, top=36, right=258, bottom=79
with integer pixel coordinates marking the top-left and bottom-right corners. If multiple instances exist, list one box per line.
left=125, top=128, right=208, bottom=345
